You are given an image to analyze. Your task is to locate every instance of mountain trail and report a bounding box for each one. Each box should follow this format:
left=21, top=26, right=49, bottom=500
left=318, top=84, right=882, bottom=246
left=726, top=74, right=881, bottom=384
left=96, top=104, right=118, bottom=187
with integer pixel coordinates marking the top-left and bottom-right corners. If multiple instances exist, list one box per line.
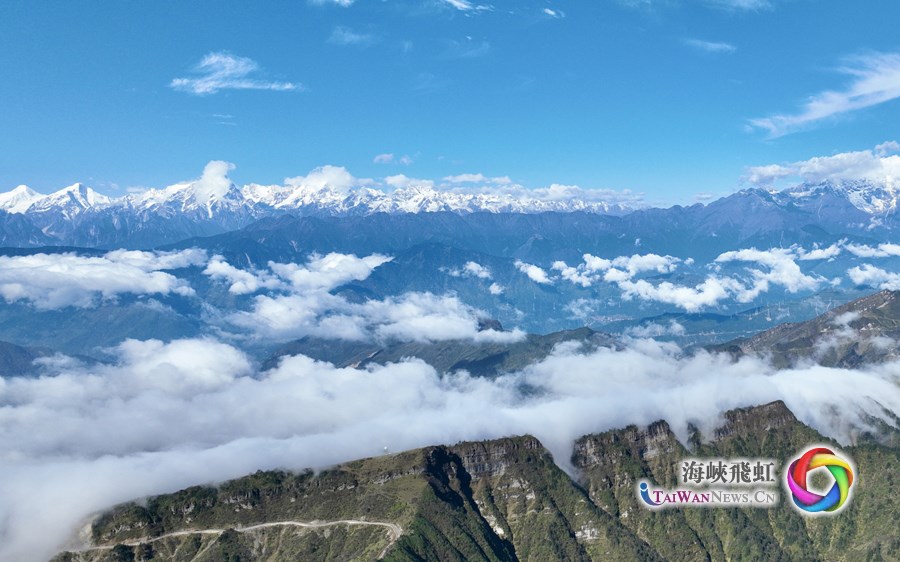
left=77, top=519, right=402, bottom=558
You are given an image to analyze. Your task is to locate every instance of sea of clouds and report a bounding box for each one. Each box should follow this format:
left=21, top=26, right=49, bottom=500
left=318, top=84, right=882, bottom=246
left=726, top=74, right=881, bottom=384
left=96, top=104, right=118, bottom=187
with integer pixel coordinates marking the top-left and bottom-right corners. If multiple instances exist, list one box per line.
left=0, top=248, right=898, bottom=560
left=0, top=338, right=898, bottom=560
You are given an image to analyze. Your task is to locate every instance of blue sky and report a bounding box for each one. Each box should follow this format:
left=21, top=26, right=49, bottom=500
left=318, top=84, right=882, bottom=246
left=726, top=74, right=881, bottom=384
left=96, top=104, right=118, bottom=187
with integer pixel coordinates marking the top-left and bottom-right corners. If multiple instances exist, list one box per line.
left=1, top=0, right=899, bottom=204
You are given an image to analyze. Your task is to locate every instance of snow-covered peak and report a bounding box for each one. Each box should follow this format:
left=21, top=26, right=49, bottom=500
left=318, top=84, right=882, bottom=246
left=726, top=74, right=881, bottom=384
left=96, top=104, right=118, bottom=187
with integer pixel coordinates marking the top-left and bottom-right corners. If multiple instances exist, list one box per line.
left=133, top=180, right=248, bottom=219
left=0, top=185, right=43, bottom=214
left=130, top=160, right=242, bottom=214
left=782, top=179, right=899, bottom=215
left=28, top=183, right=111, bottom=214
left=241, top=183, right=291, bottom=207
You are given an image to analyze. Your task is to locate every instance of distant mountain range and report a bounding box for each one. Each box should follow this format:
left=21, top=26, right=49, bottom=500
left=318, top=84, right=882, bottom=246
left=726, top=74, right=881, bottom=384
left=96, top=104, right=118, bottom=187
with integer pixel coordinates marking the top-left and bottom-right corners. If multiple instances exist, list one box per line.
left=0, top=178, right=899, bottom=249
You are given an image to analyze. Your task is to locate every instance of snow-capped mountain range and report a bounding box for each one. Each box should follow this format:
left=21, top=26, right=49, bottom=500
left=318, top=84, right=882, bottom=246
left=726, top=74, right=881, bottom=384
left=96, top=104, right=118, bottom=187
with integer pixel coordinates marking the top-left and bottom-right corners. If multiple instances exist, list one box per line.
left=0, top=179, right=634, bottom=218
left=0, top=176, right=898, bottom=249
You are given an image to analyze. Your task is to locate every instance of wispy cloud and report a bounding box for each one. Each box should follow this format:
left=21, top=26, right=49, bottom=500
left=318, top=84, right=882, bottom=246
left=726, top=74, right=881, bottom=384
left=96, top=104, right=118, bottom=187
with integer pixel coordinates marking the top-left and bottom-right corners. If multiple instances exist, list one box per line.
left=704, top=0, right=772, bottom=10
left=444, top=173, right=512, bottom=184
left=749, top=52, right=900, bottom=138
left=308, top=0, right=355, bottom=6
left=617, top=0, right=772, bottom=10
left=170, top=52, right=301, bottom=96
left=543, top=8, right=565, bottom=18
left=373, top=153, right=414, bottom=165
left=328, top=26, right=377, bottom=46
left=683, top=38, right=736, bottom=54
left=441, top=0, right=493, bottom=12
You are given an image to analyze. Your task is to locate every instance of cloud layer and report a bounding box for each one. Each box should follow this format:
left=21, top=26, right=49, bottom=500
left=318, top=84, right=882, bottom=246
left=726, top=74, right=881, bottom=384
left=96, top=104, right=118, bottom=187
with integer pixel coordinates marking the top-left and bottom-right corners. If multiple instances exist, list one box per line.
left=540, top=242, right=900, bottom=312
left=0, top=250, right=205, bottom=309
left=1, top=336, right=897, bottom=561
left=744, top=141, right=900, bottom=186
left=206, top=252, right=521, bottom=343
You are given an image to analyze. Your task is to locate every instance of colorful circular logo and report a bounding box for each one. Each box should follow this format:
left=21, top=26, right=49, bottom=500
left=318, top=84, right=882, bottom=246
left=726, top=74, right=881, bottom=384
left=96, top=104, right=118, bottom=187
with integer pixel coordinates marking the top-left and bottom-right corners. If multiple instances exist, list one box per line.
left=786, top=447, right=855, bottom=513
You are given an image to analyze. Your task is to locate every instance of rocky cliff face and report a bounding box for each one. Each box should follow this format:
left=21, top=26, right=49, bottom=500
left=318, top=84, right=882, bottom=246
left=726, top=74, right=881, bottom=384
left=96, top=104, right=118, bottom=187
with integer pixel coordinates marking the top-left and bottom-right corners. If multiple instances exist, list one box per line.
left=54, top=401, right=899, bottom=562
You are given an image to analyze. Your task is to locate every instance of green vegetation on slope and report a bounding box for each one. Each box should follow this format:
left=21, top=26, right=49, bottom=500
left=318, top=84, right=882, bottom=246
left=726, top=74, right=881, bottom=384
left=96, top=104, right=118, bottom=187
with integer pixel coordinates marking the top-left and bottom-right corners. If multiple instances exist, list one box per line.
left=55, top=401, right=900, bottom=562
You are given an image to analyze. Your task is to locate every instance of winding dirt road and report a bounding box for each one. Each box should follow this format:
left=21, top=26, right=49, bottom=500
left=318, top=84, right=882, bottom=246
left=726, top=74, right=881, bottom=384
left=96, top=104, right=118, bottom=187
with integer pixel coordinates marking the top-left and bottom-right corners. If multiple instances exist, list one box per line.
left=79, top=519, right=402, bottom=559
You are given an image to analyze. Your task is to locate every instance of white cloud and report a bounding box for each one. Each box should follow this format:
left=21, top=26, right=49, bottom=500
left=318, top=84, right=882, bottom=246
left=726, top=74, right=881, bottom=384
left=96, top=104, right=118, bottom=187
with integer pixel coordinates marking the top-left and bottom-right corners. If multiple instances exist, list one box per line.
left=550, top=246, right=839, bottom=312
left=798, top=243, right=843, bottom=261
left=231, top=290, right=521, bottom=344
left=515, top=260, right=553, bottom=284
left=542, top=7, right=565, bottom=18
left=624, top=320, right=686, bottom=338
left=192, top=160, right=235, bottom=204
left=441, top=0, right=492, bottom=11
left=489, top=282, right=504, bottom=295
left=384, top=174, right=435, bottom=190
left=284, top=165, right=358, bottom=193
left=552, top=261, right=595, bottom=287
left=464, top=261, right=492, bottom=279
left=618, top=0, right=771, bottom=11
left=3, top=337, right=897, bottom=561
left=309, top=0, right=354, bottom=5
left=845, top=242, right=900, bottom=258
left=553, top=253, right=681, bottom=288
left=0, top=250, right=204, bottom=309
left=812, top=311, right=867, bottom=359
left=704, top=0, right=771, bottom=9
left=203, top=256, right=282, bottom=295
left=749, top=52, right=900, bottom=137
left=329, top=26, right=376, bottom=46
left=216, top=253, right=522, bottom=344
left=683, top=38, right=736, bottom=54
left=102, top=248, right=208, bottom=270
left=743, top=142, right=900, bottom=186
left=372, top=153, right=412, bottom=166
left=270, top=253, right=392, bottom=292
left=618, top=277, right=736, bottom=312
left=875, top=140, right=900, bottom=157
left=443, top=173, right=512, bottom=185
left=715, top=247, right=824, bottom=299
left=527, top=183, right=642, bottom=206
left=446, top=261, right=493, bottom=280
left=564, top=298, right=602, bottom=322
left=360, top=293, right=524, bottom=344
left=170, top=52, right=300, bottom=96
left=847, top=264, right=900, bottom=290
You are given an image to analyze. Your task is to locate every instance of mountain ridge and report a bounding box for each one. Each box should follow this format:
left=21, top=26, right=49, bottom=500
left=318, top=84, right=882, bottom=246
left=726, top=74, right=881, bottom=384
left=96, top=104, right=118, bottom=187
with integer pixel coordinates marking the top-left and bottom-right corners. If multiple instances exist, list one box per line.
left=2, top=179, right=899, bottom=250
left=53, top=400, right=900, bottom=562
